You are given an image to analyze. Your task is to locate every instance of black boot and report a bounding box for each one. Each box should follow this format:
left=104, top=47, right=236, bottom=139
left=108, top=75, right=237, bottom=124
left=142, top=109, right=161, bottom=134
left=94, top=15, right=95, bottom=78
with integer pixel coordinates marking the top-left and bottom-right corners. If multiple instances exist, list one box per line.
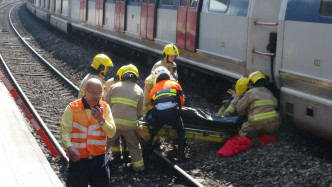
left=122, top=151, right=131, bottom=163
left=245, top=131, right=260, bottom=147
left=178, top=138, right=186, bottom=162
left=142, top=142, right=151, bottom=168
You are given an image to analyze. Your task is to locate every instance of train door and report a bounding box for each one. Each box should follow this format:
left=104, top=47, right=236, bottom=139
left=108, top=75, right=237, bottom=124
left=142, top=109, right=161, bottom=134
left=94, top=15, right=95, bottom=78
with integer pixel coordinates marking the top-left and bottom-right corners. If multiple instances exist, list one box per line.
left=95, top=0, right=105, bottom=26
left=140, top=0, right=157, bottom=40
left=45, top=0, right=50, bottom=10
left=80, top=0, right=87, bottom=21
left=50, top=0, right=55, bottom=11
left=114, top=0, right=127, bottom=32
left=56, top=0, right=62, bottom=14
left=246, top=0, right=281, bottom=79
left=176, top=0, right=201, bottom=51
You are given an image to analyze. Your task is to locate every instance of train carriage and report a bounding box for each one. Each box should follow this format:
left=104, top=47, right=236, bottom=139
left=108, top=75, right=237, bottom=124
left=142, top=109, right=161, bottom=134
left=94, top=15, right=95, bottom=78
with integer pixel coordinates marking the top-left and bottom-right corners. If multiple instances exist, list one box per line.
left=27, top=0, right=332, bottom=142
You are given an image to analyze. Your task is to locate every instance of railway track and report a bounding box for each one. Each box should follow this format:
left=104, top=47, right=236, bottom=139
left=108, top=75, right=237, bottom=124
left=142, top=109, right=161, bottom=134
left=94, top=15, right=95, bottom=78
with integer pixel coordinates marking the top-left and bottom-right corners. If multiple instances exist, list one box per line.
left=0, top=2, right=205, bottom=186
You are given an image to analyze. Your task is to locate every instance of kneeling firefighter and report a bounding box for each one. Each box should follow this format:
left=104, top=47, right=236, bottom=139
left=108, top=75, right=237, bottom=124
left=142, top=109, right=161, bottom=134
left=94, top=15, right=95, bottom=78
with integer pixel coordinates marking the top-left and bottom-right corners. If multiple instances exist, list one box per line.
left=144, top=67, right=186, bottom=163
left=236, top=71, right=280, bottom=144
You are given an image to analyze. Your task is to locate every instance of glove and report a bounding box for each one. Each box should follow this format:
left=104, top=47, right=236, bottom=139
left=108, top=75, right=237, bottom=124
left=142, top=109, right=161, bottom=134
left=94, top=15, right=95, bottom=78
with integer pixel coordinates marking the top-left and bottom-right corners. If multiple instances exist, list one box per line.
left=136, top=125, right=151, bottom=142
left=227, top=89, right=235, bottom=96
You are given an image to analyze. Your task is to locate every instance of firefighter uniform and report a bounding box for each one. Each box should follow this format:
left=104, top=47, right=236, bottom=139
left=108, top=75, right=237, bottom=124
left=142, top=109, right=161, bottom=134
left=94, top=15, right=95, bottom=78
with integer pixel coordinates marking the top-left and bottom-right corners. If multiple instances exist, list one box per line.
left=79, top=73, right=106, bottom=98
left=145, top=78, right=186, bottom=162
left=222, top=94, right=243, bottom=117
left=236, top=86, right=280, bottom=136
left=78, top=54, right=113, bottom=99
left=151, top=60, right=178, bottom=80
left=60, top=97, right=116, bottom=187
left=105, top=79, right=144, bottom=171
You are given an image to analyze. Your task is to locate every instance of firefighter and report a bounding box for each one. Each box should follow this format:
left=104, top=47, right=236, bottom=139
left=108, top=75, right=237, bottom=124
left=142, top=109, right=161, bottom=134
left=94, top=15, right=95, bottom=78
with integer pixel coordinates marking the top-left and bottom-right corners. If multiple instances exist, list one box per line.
left=217, top=77, right=250, bottom=117
left=78, top=54, right=113, bottom=98
left=141, top=44, right=179, bottom=115
left=144, top=67, right=186, bottom=163
left=104, top=66, right=128, bottom=160
left=236, top=71, right=280, bottom=144
left=105, top=64, right=146, bottom=172
left=60, top=78, right=116, bottom=187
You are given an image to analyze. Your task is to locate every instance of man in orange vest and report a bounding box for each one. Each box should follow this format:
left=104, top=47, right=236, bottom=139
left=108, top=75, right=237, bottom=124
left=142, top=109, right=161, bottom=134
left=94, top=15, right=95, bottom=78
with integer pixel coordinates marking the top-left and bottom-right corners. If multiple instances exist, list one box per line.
left=144, top=67, right=186, bottom=164
left=60, top=78, right=116, bottom=187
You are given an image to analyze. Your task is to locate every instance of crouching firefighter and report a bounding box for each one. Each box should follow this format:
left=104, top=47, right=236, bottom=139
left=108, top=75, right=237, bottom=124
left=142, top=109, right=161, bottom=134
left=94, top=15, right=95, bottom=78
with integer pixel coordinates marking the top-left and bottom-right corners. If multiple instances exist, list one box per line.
left=144, top=67, right=186, bottom=164
left=236, top=71, right=280, bottom=146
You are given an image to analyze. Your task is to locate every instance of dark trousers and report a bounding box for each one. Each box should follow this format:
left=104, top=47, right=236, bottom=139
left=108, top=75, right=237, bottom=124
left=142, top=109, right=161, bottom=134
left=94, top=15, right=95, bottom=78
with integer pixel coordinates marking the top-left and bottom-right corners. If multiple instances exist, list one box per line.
left=145, top=107, right=186, bottom=163
left=66, top=154, right=110, bottom=187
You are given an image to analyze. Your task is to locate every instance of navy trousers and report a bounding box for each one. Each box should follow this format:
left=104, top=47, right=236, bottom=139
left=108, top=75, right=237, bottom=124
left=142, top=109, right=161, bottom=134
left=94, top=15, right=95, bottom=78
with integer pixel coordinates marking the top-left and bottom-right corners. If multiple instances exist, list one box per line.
left=66, top=154, right=110, bottom=187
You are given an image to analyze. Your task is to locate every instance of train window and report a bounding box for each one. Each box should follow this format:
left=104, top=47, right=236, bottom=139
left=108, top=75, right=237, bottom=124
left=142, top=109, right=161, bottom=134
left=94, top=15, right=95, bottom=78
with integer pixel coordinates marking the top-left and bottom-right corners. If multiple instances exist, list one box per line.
left=209, top=0, right=228, bottom=12
left=150, top=0, right=155, bottom=4
left=189, top=0, right=197, bottom=8
left=131, top=0, right=140, bottom=3
left=321, top=0, right=332, bottom=16
left=142, top=0, right=146, bottom=3
left=180, top=0, right=186, bottom=7
left=162, top=0, right=175, bottom=6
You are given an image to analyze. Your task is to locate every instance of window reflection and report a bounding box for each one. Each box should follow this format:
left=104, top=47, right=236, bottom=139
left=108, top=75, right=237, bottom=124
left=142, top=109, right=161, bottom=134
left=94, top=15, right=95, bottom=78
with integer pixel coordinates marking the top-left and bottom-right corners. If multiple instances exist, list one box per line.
left=209, top=0, right=228, bottom=12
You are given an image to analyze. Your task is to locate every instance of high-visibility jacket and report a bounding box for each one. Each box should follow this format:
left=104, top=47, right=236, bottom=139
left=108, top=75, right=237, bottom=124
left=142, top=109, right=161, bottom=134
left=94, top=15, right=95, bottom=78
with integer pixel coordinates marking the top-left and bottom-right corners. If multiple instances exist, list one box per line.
left=150, top=80, right=184, bottom=108
left=69, top=99, right=108, bottom=158
left=236, top=87, right=279, bottom=125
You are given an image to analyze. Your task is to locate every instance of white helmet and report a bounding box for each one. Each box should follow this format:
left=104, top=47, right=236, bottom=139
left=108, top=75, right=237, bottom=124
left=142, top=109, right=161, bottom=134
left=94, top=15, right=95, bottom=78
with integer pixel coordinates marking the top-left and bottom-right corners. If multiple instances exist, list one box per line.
left=152, top=66, right=170, bottom=85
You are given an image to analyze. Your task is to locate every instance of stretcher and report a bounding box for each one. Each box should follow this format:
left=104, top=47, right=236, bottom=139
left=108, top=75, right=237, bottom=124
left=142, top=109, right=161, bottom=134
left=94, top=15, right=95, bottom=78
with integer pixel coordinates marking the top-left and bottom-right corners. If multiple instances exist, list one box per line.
left=140, top=107, right=245, bottom=143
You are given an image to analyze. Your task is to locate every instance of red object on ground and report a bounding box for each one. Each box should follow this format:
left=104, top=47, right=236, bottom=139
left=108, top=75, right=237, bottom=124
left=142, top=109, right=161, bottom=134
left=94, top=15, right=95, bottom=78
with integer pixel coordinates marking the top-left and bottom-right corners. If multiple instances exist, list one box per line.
left=258, top=135, right=277, bottom=146
left=218, top=135, right=277, bottom=157
left=218, top=135, right=253, bottom=157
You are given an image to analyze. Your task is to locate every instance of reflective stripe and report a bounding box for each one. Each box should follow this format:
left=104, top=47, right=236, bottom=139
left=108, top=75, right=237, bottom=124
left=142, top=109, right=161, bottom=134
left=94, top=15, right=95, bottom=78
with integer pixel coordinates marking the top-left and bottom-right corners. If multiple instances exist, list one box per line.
left=87, top=139, right=107, bottom=145
left=70, top=133, right=87, bottom=139
left=73, top=122, right=87, bottom=132
left=250, top=100, right=277, bottom=110
left=111, top=97, right=138, bottom=108
left=88, top=123, right=105, bottom=137
left=249, top=111, right=279, bottom=122
left=89, top=123, right=100, bottom=130
left=111, top=146, right=121, bottom=152
left=79, top=88, right=85, bottom=96
left=226, top=106, right=235, bottom=113
left=89, top=131, right=105, bottom=136
left=114, top=118, right=138, bottom=127
left=152, top=89, right=177, bottom=100
left=72, top=142, right=86, bottom=148
left=132, top=159, right=144, bottom=168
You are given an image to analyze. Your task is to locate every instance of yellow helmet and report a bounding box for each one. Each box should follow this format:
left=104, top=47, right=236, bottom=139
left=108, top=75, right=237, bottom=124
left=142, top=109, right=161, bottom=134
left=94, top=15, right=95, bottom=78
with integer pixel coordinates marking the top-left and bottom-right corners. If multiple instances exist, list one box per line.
left=114, top=66, right=126, bottom=81
left=249, top=71, right=266, bottom=85
left=235, top=77, right=249, bottom=94
left=152, top=66, right=170, bottom=85
left=163, top=44, right=179, bottom=60
left=91, top=54, right=113, bottom=74
left=119, top=64, right=139, bottom=81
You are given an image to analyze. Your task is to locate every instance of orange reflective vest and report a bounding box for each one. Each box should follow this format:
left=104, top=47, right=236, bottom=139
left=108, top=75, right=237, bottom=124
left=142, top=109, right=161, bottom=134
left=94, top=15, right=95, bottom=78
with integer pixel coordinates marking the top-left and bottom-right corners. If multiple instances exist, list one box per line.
left=69, top=99, right=108, bottom=158
left=150, top=80, right=184, bottom=108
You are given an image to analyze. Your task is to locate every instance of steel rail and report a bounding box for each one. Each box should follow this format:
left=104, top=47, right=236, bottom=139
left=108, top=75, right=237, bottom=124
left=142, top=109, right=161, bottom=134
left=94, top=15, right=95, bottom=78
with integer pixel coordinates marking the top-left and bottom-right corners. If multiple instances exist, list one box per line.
left=153, top=150, right=204, bottom=187
left=7, top=3, right=69, bottom=164
left=6, top=3, right=204, bottom=186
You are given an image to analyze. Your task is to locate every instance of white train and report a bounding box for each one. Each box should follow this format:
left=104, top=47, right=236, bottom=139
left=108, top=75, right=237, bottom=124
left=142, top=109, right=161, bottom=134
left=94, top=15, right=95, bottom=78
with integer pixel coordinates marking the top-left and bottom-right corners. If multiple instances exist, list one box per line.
left=27, top=0, right=332, bottom=141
